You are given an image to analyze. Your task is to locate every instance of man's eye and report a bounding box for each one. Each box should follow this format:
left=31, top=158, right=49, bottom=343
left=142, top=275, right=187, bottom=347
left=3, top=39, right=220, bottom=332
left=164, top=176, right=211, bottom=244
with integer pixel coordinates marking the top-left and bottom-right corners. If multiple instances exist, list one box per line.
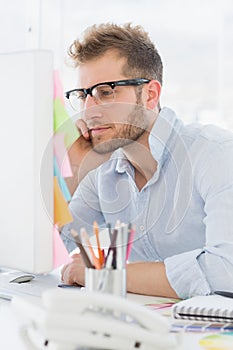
left=77, top=93, right=86, bottom=100
left=103, top=90, right=113, bottom=96
left=99, top=88, right=114, bottom=97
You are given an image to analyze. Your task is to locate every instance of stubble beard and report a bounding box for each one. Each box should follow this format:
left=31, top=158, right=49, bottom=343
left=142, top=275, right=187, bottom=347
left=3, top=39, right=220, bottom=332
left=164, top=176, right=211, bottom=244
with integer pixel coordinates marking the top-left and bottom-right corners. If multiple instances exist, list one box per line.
left=91, top=103, right=148, bottom=154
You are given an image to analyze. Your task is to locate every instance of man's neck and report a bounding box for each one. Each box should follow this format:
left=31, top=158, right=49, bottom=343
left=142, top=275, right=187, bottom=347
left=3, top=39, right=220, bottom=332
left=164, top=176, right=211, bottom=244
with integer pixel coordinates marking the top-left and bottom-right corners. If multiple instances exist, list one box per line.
left=124, top=144, right=157, bottom=191
left=123, top=119, right=158, bottom=191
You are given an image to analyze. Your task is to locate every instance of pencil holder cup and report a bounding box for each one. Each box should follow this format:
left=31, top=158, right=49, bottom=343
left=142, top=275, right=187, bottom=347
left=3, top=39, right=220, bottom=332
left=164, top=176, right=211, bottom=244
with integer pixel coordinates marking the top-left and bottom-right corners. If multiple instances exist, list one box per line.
left=85, top=267, right=126, bottom=298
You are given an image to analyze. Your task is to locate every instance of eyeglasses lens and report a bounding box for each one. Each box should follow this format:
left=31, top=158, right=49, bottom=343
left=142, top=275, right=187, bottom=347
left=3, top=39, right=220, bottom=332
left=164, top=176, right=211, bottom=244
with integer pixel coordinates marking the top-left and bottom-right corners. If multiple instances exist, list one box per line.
left=93, top=84, right=115, bottom=104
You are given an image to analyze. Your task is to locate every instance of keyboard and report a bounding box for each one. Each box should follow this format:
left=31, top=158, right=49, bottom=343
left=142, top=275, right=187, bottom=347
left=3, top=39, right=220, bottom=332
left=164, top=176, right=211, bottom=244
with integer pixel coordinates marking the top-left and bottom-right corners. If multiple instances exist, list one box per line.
left=0, top=269, right=61, bottom=300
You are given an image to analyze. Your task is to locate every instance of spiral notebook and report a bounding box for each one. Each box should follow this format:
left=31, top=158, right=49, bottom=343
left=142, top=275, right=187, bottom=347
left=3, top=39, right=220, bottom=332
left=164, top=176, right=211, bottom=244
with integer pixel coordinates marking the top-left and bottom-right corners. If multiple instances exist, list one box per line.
left=172, top=295, right=233, bottom=322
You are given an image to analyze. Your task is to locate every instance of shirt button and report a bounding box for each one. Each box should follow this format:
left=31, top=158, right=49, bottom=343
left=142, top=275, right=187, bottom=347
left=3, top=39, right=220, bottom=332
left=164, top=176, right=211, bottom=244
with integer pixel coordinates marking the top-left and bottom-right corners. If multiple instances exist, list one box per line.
left=140, top=225, right=144, bottom=231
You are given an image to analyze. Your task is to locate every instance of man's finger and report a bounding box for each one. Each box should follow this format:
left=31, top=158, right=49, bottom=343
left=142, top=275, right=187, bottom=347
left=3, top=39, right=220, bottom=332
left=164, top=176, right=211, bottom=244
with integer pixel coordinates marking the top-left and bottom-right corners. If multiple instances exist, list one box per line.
left=76, top=119, right=90, bottom=140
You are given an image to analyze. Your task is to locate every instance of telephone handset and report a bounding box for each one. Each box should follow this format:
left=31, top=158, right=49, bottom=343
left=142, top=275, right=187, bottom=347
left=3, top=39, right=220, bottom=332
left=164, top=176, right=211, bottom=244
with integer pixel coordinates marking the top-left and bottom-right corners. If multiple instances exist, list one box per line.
left=12, top=288, right=180, bottom=350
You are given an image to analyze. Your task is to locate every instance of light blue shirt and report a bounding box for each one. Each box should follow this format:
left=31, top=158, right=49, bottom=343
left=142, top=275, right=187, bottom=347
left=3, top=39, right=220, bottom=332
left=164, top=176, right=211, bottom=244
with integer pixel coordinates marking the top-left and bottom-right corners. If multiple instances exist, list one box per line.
left=61, top=107, right=233, bottom=299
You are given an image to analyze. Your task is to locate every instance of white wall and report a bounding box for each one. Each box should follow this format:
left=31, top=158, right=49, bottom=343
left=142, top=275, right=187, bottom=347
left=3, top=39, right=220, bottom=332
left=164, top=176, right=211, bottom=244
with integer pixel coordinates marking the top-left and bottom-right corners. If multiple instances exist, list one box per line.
left=1, top=0, right=232, bottom=129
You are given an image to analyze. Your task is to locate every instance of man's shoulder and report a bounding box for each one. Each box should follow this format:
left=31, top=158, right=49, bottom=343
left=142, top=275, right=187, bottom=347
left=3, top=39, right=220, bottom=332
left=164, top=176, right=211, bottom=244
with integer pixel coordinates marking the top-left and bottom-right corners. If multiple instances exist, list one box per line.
left=180, top=122, right=233, bottom=146
left=159, top=107, right=233, bottom=150
left=175, top=122, right=233, bottom=173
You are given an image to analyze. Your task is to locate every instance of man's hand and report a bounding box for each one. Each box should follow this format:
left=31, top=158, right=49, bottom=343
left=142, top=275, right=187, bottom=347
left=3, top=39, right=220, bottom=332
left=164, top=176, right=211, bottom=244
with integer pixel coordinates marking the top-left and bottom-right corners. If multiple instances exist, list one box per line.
left=65, top=119, right=111, bottom=195
left=61, top=253, right=85, bottom=286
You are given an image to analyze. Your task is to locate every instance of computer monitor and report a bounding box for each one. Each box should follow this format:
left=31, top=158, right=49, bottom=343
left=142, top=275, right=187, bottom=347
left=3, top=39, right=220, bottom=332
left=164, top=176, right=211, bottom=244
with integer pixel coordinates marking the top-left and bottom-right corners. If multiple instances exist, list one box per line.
left=0, top=50, right=54, bottom=274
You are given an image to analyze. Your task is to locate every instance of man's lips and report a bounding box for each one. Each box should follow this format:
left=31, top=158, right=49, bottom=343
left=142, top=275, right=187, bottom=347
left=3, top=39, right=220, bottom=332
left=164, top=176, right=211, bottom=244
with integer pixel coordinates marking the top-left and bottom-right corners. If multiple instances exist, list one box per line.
left=89, top=126, right=111, bottom=136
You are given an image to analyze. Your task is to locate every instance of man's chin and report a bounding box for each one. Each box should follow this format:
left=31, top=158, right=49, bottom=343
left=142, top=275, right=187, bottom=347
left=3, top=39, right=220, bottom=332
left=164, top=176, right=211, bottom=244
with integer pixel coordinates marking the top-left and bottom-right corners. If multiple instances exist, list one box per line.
left=92, top=138, right=133, bottom=154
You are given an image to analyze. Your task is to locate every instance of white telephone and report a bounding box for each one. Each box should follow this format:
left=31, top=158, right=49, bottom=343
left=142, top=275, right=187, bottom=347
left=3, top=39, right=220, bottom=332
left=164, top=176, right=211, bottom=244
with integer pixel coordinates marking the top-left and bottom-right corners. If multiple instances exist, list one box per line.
left=12, top=288, right=180, bottom=350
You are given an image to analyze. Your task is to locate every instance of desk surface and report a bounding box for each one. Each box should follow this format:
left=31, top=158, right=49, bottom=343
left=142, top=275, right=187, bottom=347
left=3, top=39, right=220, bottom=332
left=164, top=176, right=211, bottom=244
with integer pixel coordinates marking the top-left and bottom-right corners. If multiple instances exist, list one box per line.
left=0, top=271, right=220, bottom=350
left=0, top=294, right=210, bottom=350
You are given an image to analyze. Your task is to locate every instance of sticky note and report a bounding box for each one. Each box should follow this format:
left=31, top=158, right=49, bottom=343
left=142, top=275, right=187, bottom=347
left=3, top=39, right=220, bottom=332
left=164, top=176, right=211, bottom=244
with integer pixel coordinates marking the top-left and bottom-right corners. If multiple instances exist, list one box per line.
left=53, top=133, right=73, bottom=178
left=53, top=70, right=65, bottom=103
left=53, top=98, right=80, bottom=148
left=53, top=224, right=72, bottom=268
left=54, top=157, right=72, bottom=202
left=54, top=176, right=73, bottom=228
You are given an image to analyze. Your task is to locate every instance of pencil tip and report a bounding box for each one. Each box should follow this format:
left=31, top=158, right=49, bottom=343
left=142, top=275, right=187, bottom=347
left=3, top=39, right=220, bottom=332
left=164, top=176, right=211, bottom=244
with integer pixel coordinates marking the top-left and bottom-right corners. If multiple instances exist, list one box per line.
left=70, top=228, right=78, bottom=238
left=115, top=220, right=121, bottom=228
left=80, top=227, right=87, bottom=235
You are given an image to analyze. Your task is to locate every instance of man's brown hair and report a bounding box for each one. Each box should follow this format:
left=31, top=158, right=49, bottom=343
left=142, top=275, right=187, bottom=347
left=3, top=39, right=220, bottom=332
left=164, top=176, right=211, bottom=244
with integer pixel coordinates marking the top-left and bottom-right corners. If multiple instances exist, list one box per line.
left=68, top=23, right=163, bottom=84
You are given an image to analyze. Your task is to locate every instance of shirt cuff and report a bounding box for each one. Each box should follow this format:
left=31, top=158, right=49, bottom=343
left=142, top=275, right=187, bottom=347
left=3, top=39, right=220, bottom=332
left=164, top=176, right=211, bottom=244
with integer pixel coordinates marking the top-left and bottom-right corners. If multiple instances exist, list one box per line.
left=164, top=249, right=211, bottom=299
left=60, top=223, right=77, bottom=253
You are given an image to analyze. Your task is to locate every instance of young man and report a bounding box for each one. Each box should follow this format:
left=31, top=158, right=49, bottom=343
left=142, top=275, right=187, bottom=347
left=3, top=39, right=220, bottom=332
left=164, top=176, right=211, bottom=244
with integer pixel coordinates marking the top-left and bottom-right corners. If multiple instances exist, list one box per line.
left=61, top=23, right=233, bottom=299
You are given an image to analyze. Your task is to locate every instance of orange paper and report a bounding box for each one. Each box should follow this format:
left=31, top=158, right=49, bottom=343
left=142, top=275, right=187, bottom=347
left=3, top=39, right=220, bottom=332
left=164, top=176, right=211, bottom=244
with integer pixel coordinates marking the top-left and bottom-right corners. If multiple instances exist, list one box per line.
left=54, top=176, right=73, bottom=228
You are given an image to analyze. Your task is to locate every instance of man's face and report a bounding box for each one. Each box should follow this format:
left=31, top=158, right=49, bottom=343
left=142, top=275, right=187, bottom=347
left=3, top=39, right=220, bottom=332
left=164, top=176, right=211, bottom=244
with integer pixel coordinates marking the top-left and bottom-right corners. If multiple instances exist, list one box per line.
left=76, top=51, right=152, bottom=154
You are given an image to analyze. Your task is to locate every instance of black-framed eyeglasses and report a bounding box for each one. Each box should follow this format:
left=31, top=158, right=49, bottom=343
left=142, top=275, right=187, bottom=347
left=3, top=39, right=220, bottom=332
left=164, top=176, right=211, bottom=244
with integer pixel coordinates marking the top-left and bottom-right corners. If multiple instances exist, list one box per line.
left=65, top=78, right=151, bottom=111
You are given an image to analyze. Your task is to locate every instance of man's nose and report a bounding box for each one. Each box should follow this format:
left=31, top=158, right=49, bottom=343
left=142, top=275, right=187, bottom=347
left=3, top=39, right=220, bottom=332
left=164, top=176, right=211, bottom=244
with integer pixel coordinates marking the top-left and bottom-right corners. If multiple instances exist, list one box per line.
left=82, top=95, right=102, bottom=121
left=84, top=94, right=98, bottom=110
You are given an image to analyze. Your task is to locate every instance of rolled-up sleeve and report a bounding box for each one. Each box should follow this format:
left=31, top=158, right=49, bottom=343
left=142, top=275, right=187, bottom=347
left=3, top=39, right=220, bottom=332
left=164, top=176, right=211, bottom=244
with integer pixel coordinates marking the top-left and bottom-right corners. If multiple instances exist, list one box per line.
left=165, top=138, right=233, bottom=299
left=165, top=249, right=211, bottom=299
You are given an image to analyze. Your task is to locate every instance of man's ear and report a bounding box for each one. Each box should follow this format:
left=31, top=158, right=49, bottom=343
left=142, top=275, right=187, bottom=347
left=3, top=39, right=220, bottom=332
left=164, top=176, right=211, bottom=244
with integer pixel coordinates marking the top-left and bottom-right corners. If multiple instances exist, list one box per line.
left=145, top=80, right=161, bottom=110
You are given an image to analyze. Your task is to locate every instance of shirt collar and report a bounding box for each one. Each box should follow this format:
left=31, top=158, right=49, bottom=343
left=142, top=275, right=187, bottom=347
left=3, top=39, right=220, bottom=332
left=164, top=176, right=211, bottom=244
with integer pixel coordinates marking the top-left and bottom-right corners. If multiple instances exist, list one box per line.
left=113, top=148, right=131, bottom=174
left=148, top=106, right=179, bottom=164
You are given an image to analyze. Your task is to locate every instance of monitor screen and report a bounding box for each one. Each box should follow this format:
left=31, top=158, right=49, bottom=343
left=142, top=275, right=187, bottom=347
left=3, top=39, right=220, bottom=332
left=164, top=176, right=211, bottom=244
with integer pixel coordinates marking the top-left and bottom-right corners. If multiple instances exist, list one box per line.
left=0, top=50, right=54, bottom=274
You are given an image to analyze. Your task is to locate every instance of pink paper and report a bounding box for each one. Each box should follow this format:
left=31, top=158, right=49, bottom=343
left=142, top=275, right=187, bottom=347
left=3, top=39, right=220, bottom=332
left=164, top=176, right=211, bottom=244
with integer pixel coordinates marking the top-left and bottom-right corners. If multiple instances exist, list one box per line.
left=53, top=225, right=72, bottom=268
left=53, top=70, right=65, bottom=103
left=54, top=133, right=73, bottom=178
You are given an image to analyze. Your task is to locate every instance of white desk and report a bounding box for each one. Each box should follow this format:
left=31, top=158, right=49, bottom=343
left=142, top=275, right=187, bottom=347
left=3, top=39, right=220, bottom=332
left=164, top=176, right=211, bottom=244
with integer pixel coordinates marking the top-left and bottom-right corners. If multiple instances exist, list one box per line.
left=0, top=288, right=209, bottom=350
left=0, top=268, right=62, bottom=349
left=0, top=300, right=26, bottom=350
left=0, top=302, right=206, bottom=350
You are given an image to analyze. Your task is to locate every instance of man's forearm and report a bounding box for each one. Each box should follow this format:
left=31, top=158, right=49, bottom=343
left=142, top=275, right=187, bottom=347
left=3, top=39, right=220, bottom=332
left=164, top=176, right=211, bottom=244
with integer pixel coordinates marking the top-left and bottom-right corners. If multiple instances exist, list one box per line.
left=126, top=261, right=179, bottom=298
left=65, top=138, right=111, bottom=196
